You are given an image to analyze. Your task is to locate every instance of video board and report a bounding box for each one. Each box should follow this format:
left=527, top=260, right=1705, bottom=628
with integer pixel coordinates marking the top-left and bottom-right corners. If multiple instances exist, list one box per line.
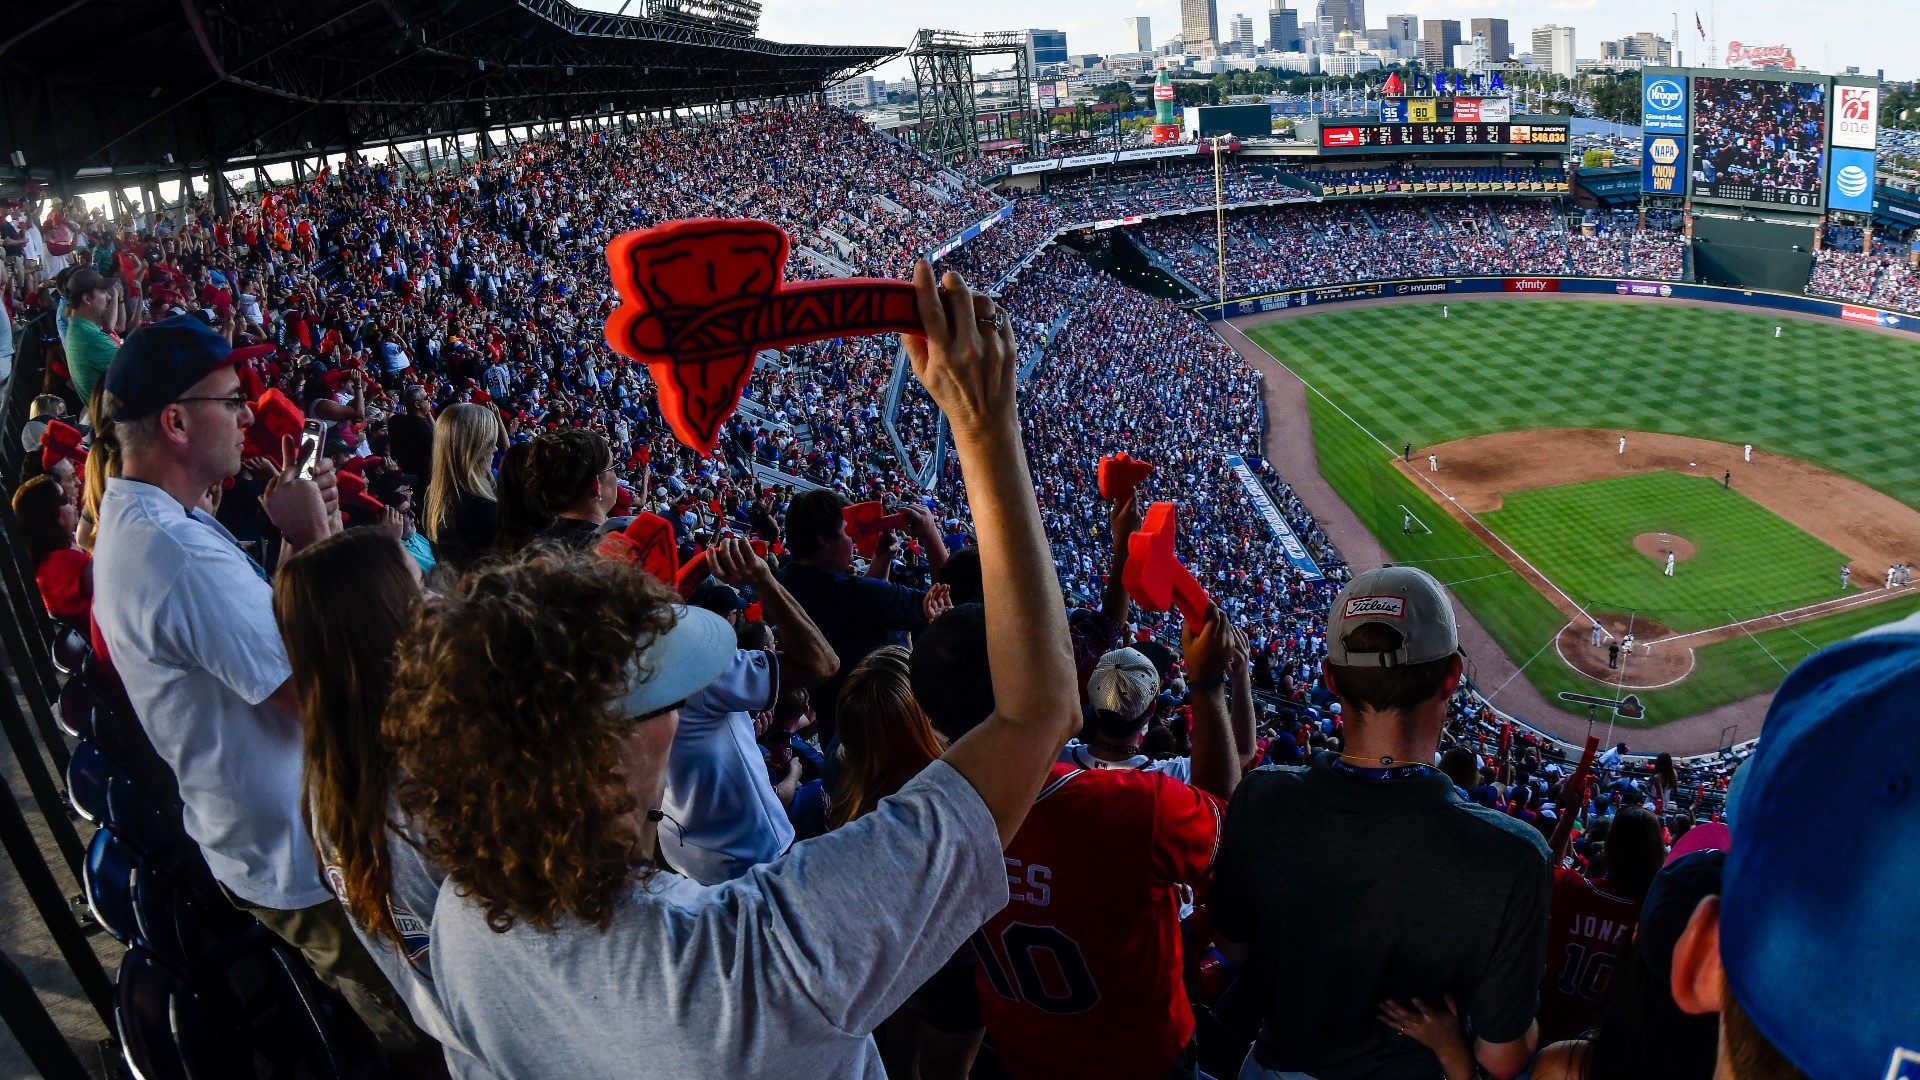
left=1688, top=76, right=1827, bottom=208
left=1320, top=123, right=1566, bottom=149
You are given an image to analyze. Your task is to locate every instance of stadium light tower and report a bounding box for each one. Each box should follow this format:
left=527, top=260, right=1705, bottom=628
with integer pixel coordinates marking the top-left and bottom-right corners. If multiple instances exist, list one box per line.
left=907, top=30, right=1041, bottom=165
left=1210, top=134, right=1230, bottom=303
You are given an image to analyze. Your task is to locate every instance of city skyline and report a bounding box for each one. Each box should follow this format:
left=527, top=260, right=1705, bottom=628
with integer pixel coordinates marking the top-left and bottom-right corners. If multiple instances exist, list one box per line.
left=586, top=0, right=1918, bottom=82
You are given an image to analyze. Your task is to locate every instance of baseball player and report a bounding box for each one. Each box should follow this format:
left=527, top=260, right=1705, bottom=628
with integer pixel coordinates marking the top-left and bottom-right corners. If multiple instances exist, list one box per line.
left=1403, top=510, right=1413, bottom=534
left=1590, top=620, right=1603, bottom=647
left=1744, top=444, right=1752, bottom=462
left=1618, top=436, right=1626, bottom=455
left=1665, top=551, right=1676, bottom=577
left=1888, top=566, right=1897, bottom=590
left=1443, top=305, right=1450, bottom=318
left=1428, top=453, right=1438, bottom=473
left=1775, top=325, right=1782, bottom=338
left=1622, top=633, right=1635, bottom=656
left=1841, top=565, right=1851, bottom=591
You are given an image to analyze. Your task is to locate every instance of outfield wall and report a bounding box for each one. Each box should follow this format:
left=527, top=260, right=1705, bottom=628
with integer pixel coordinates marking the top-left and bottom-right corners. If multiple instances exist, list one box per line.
left=1195, top=275, right=1920, bottom=336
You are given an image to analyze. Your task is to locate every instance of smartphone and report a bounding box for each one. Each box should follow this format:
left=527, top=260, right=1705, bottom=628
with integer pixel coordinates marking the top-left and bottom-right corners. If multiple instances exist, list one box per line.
left=296, top=419, right=329, bottom=480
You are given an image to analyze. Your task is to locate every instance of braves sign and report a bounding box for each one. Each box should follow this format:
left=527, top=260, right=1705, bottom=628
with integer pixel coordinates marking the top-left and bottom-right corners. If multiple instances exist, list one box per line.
left=1833, top=85, right=1879, bottom=150
left=1642, top=76, right=1688, bottom=134
left=1724, top=42, right=1797, bottom=69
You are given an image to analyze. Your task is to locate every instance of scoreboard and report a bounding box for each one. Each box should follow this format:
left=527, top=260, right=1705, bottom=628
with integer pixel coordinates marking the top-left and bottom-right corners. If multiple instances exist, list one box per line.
left=1321, top=123, right=1568, bottom=149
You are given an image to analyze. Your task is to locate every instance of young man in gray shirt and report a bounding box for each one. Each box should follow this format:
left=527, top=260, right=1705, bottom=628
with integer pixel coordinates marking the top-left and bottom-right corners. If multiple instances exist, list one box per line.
left=1211, top=566, right=1550, bottom=1080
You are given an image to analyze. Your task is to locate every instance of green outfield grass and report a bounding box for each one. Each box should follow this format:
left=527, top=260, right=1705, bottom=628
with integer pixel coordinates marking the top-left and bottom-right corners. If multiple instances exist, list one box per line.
left=1478, top=471, right=1853, bottom=634
left=1253, top=301, right=1920, bottom=725
left=1249, top=300, right=1920, bottom=510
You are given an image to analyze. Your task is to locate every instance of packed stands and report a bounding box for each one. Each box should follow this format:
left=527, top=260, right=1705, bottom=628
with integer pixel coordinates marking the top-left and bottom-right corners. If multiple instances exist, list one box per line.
left=3, top=99, right=1897, bottom=1080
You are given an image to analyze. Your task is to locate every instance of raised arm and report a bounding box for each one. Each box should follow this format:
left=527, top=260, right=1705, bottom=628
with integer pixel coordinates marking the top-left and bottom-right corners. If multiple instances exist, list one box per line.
left=1226, top=622, right=1259, bottom=771
left=1101, top=491, right=1141, bottom=629
left=904, top=261, right=1078, bottom=846
left=709, top=538, right=839, bottom=690
left=1182, top=606, right=1241, bottom=802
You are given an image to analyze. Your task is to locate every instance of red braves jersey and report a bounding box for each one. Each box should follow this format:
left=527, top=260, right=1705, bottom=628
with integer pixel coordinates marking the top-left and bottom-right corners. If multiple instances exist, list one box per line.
left=973, top=763, right=1224, bottom=1080
left=1537, top=868, right=1643, bottom=1042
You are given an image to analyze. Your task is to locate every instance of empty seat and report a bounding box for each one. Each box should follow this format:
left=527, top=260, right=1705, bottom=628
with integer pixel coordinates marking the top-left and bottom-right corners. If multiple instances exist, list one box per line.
left=84, top=827, right=141, bottom=945
left=51, top=622, right=90, bottom=678
left=66, top=741, right=114, bottom=825
left=57, top=673, right=102, bottom=741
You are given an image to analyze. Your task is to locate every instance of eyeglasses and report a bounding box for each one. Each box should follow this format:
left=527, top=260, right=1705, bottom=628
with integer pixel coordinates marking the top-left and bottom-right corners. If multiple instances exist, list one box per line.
left=630, top=699, right=685, bottom=724
left=173, top=393, right=253, bottom=411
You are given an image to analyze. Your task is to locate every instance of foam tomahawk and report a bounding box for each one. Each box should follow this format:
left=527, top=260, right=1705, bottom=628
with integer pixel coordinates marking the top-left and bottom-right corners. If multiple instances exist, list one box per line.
left=604, top=219, right=925, bottom=455
left=843, top=501, right=909, bottom=559
left=1121, top=502, right=1213, bottom=623
left=1097, top=452, right=1154, bottom=500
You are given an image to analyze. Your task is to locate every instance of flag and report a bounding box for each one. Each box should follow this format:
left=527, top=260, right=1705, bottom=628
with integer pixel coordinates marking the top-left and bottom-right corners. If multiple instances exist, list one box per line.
left=1695, top=11, right=1705, bottom=37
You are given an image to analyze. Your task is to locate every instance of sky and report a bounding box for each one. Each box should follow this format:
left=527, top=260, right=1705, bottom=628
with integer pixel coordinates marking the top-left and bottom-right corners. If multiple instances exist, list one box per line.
left=577, top=0, right=1919, bottom=84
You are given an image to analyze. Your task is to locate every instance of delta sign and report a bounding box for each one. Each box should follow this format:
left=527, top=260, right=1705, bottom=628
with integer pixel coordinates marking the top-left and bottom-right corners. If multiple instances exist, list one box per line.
left=1643, top=76, right=1687, bottom=134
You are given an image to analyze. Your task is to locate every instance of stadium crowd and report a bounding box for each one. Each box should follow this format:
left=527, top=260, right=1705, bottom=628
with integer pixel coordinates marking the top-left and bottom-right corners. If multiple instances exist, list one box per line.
left=1, top=103, right=1908, bottom=1080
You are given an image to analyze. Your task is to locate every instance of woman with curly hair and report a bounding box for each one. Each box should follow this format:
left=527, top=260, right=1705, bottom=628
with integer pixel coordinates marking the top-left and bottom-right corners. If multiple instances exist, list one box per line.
left=383, top=266, right=1081, bottom=1075
left=828, top=646, right=946, bottom=829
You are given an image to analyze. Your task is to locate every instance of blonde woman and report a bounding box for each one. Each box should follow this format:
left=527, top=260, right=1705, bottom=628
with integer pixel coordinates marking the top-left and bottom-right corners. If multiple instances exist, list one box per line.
left=423, top=401, right=504, bottom=569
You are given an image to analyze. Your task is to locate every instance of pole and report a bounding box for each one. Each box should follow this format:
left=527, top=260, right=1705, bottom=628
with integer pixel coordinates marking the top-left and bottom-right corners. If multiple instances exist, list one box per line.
left=1214, top=137, right=1227, bottom=304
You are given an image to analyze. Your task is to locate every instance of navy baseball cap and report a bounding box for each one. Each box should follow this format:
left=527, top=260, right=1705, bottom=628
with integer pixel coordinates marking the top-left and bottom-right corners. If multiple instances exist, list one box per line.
left=1721, top=634, right=1920, bottom=1080
left=106, top=315, right=243, bottom=423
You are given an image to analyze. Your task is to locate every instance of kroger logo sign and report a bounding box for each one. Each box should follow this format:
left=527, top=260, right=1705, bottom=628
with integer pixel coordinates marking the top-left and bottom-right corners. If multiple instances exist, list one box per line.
left=1837, top=165, right=1869, bottom=199
left=1643, top=77, right=1688, bottom=133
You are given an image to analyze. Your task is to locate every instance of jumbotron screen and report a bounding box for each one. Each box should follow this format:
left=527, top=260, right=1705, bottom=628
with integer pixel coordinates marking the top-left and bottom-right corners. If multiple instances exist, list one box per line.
left=1688, top=77, right=1827, bottom=207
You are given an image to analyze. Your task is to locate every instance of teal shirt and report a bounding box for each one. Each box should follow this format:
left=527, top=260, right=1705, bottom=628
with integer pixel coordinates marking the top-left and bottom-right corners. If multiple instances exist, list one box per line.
left=63, top=317, right=117, bottom=407
left=401, top=530, right=437, bottom=574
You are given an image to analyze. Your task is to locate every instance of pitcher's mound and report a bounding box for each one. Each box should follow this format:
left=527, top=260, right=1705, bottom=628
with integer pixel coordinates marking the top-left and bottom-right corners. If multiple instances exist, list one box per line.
left=1634, top=533, right=1696, bottom=562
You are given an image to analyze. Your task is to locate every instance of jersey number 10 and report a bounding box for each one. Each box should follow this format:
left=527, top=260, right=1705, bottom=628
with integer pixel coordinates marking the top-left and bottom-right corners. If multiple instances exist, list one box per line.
left=972, top=923, right=1102, bottom=1015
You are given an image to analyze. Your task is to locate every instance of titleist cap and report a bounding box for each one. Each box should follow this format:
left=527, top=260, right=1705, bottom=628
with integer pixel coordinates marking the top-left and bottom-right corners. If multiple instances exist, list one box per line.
left=1325, top=566, right=1458, bottom=667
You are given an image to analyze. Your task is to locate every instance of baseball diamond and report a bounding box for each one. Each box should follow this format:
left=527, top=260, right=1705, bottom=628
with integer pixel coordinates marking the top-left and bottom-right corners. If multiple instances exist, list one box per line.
left=1231, top=297, right=1920, bottom=730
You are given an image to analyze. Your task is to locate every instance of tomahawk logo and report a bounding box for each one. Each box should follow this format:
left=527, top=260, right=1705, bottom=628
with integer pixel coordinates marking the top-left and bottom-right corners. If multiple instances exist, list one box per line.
left=1345, top=596, right=1406, bottom=618
left=1881, top=1046, right=1918, bottom=1080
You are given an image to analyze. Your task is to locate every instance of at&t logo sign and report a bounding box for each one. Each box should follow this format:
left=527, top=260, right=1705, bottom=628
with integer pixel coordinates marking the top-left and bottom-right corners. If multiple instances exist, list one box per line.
left=1837, top=165, right=1870, bottom=199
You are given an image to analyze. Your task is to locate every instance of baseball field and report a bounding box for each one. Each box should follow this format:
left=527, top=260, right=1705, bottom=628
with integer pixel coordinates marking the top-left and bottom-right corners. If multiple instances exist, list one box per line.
left=1239, top=298, right=1920, bottom=726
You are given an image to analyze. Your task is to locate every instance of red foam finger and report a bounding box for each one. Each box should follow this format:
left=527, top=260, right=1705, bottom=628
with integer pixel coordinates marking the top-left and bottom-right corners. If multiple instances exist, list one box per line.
left=1097, top=452, right=1155, bottom=500
left=603, top=219, right=925, bottom=455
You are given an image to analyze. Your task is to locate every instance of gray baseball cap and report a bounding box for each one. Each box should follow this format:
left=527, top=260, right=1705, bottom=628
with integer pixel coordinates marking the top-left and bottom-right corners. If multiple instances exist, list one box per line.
left=1087, top=647, right=1159, bottom=722
left=1325, top=566, right=1459, bottom=667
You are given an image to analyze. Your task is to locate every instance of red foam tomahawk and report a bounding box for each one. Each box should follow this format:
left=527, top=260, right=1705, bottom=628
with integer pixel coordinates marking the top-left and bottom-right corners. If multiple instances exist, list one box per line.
left=40, top=419, right=88, bottom=470
left=843, top=501, right=908, bottom=559
left=1097, top=452, right=1154, bottom=500
left=604, top=219, right=925, bottom=455
left=1551, top=736, right=1601, bottom=862
left=1121, top=502, right=1213, bottom=623
left=597, top=511, right=681, bottom=586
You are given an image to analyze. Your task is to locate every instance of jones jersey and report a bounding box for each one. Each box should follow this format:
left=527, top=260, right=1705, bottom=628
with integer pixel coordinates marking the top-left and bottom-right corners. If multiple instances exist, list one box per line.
left=1537, top=868, right=1642, bottom=1042
left=973, top=763, right=1224, bottom=1080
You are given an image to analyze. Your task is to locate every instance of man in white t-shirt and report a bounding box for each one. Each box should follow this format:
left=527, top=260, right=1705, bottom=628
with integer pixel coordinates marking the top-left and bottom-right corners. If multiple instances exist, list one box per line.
left=90, top=316, right=432, bottom=1061
left=661, top=539, right=838, bottom=884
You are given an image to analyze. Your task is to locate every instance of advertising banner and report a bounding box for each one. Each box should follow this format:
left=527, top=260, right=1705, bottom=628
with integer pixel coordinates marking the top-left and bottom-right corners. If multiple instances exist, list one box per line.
left=1394, top=281, right=1451, bottom=295
left=1322, top=126, right=1362, bottom=148
left=1642, top=134, right=1686, bottom=195
left=1724, top=42, right=1797, bottom=69
left=1642, top=75, right=1688, bottom=134
left=1477, top=97, right=1511, bottom=122
left=1504, top=278, right=1561, bottom=293
left=1828, top=147, right=1876, bottom=213
left=1454, top=98, right=1481, bottom=122
left=1409, top=99, right=1438, bottom=123
left=1833, top=85, right=1879, bottom=150
left=925, top=205, right=1015, bottom=262
left=1115, top=144, right=1201, bottom=163
left=1060, top=151, right=1117, bottom=169
left=1226, top=455, right=1323, bottom=581
left=1380, top=98, right=1408, bottom=123
left=1008, top=158, right=1060, bottom=175
left=1841, top=304, right=1882, bottom=325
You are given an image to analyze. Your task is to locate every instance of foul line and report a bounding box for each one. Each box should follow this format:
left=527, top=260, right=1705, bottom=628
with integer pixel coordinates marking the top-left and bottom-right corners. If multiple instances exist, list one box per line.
left=1645, top=585, right=1915, bottom=647
left=1216, top=321, right=1397, bottom=454
left=1729, top=610, right=1792, bottom=673
left=1442, top=568, right=1521, bottom=587
left=1397, top=503, right=1434, bottom=534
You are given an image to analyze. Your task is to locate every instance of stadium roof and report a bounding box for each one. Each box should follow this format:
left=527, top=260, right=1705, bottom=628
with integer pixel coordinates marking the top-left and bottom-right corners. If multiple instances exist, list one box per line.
left=0, top=0, right=897, bottom=194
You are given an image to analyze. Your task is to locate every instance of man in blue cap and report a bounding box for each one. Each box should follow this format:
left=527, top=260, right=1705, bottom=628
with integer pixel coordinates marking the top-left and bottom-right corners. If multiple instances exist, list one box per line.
left=92, top=315, right=437, bottom=1067
left=1667, top=633, right=1920, bottom=1080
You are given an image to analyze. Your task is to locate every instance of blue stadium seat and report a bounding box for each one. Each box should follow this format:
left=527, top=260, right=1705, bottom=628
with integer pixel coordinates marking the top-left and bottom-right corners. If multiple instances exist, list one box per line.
left=66, top=741, right=113, bottom=825
left=50, top=622, right=89, bottom=678
left=132, top=864, right=259, bottom=975
left=57, top=673, right=104, bottom=741
left=84, top=827, right=141, bottom=945
left=116, top=949, right=196, bottom=1080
